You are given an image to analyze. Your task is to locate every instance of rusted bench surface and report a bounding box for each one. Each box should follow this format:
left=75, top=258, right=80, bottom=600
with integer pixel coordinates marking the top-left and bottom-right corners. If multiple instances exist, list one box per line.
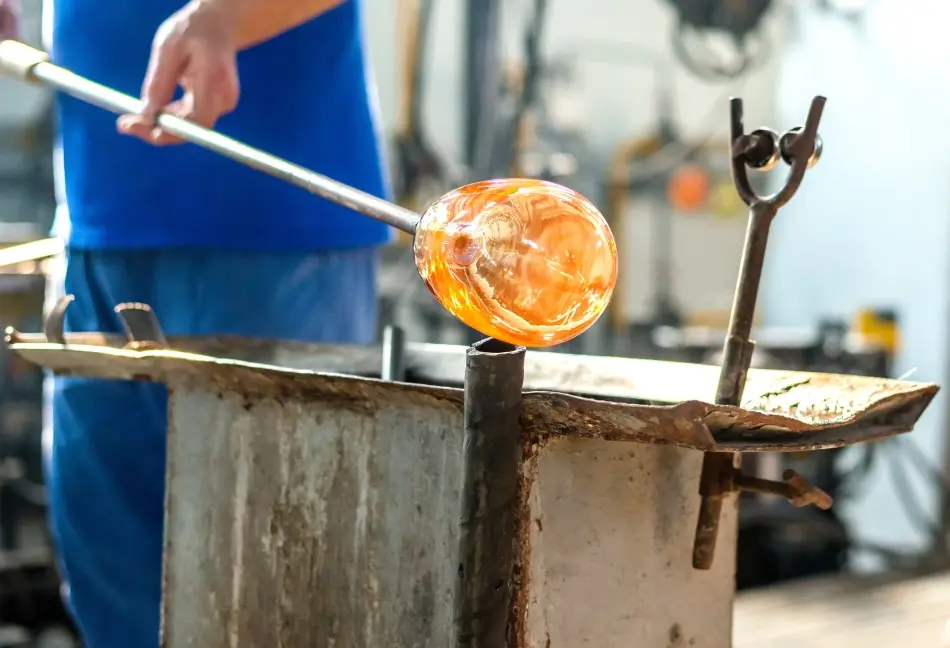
left=6, top=332, right=939, bottom=453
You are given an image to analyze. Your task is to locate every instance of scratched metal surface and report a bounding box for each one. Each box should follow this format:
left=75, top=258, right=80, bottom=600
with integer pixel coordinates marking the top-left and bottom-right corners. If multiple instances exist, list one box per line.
left=523, top=438, right=737, bottom=647
left=6, top=335, right=939, bottom=451
left=161, top=385, right=462, bottom=647
left=161, top=382, right=738, bottom=647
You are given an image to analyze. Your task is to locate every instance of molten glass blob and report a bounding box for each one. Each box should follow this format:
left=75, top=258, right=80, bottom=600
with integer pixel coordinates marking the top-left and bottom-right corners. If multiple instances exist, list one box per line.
left=413, top=178, right=618, bottom=347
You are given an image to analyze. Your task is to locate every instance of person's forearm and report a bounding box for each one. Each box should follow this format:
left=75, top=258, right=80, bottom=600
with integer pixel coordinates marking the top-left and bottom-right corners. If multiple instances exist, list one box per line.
left=207, top=0, right=345, bottom=49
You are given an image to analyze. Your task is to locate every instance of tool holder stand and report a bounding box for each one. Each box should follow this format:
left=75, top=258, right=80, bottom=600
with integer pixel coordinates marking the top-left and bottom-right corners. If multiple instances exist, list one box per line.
left=693, top=96, right=829, bottom=571
left=7, top=294, right=937, bottom=648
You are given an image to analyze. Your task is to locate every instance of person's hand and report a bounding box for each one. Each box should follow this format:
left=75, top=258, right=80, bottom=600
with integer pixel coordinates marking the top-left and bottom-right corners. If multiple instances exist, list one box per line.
left=117, top=0, right=241, bottom=146
left=0, top=0, right=21, bottom=41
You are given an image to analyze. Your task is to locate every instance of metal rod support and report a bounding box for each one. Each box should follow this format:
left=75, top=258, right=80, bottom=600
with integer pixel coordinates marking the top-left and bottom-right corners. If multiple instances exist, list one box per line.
left=380, top=325, right=406, bottom=381
left=114, top=302, right=168, bottom=349
left=0, top=40, right=421, bottom=234
left=455, top=338, right=526, bottom=647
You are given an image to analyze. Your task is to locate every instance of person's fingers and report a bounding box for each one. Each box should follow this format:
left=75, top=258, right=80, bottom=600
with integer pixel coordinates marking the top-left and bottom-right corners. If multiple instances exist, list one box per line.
left=115, top=14, right=241, bottom=146
left=117, top=98, right=186, bottom=145
left=213, top=55, right=241, bottom=116
left=118, top=52, right=239, bottom=147
left=139, top=36, right=187, bottom=122
left=138, top=52, right=239, bottom=147
left=147, top=98, right=188, bottom=146
left=141, top=66, right=234, bottom=147
left=117, top=29, right=185, bottom=142
left=0, top=0, right=20, bottom=40
left=178, top=48, right=240, bottom=128
left=115, top=115, right=155, bottom=141
left=180, top=50, right=222, bottom=129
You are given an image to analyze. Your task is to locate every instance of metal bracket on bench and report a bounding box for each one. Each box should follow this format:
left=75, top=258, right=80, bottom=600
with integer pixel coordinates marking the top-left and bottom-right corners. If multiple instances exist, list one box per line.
left=42, top=294, right=75, bottom=345
left=27, top=295, right=168, bottom=352
left=114, top=302, right=168, bottom=350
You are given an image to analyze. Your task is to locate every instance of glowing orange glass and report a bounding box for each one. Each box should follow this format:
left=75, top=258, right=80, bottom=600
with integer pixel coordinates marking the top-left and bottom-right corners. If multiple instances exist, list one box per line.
left=413, top=178, right=618, bottom=347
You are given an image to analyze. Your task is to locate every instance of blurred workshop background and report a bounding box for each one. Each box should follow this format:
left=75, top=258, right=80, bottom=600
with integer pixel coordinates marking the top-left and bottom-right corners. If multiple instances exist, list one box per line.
left=2, top=0, right=950, bottom=646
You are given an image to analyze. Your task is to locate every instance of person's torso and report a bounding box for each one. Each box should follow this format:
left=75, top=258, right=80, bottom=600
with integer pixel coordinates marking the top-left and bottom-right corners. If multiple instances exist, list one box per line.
left=48, top=0, right=392, bottom=251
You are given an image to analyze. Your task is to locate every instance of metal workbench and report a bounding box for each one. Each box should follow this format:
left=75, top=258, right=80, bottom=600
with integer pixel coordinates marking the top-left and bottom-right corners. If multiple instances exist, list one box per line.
left=5, top=312, right=938, bottom=648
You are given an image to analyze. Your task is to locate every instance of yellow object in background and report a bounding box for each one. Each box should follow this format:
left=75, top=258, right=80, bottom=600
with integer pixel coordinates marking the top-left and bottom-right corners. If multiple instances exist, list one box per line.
left=710, top=180, right=745, bottom=219
left=853, top=308, right=899, bottom=355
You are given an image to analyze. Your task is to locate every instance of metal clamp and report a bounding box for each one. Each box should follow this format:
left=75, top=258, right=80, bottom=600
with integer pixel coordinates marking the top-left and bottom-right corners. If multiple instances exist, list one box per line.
left=692, top=95, right=828, bottom=570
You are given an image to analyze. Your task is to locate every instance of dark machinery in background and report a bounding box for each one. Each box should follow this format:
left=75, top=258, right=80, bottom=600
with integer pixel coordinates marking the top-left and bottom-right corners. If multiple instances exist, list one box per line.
left=0, top=100, right=78, bottom=646
left=0, top=284, right=75, bottom=648
left=662, top=0, right=775, bottom=80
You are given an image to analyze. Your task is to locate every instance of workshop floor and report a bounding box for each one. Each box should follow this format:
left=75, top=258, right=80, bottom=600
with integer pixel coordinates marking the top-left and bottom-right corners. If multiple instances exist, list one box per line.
left=733, top=570, right=950, bottom=648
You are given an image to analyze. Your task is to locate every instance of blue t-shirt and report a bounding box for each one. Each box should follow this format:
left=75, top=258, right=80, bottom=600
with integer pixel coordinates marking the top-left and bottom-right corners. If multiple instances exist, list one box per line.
left=50, top=0, right=392, bottom=251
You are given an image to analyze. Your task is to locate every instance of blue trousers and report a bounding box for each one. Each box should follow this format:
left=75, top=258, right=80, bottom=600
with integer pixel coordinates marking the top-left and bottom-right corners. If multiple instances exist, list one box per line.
left=45, top=248, right=379, bottom=647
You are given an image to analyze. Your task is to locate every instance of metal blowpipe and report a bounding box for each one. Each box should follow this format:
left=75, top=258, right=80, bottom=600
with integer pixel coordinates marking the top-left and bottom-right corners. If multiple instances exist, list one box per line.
left=0, top=39, right=420, bottom=233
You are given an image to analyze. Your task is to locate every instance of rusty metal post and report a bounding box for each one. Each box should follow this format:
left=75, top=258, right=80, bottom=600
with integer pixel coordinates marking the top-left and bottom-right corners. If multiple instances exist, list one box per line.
left=454, top=338, right=526, bottom=647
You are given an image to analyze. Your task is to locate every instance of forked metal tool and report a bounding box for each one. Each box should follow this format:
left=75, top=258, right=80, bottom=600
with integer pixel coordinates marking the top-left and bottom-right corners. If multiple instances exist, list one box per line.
left=692, top=95, right=829, bottom=570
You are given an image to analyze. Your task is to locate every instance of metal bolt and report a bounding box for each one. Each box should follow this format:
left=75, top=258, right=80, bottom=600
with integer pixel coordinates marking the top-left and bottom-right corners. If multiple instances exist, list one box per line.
left=736, top=128, right=781, bottom=171
left=780, top=127, right=823, bottom=169
left=733, top=468, right=833, bottom=510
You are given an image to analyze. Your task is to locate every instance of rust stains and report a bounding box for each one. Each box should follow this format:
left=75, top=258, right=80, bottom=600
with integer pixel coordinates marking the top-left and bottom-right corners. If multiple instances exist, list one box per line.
left=8, top=337, right=939, bottom=453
